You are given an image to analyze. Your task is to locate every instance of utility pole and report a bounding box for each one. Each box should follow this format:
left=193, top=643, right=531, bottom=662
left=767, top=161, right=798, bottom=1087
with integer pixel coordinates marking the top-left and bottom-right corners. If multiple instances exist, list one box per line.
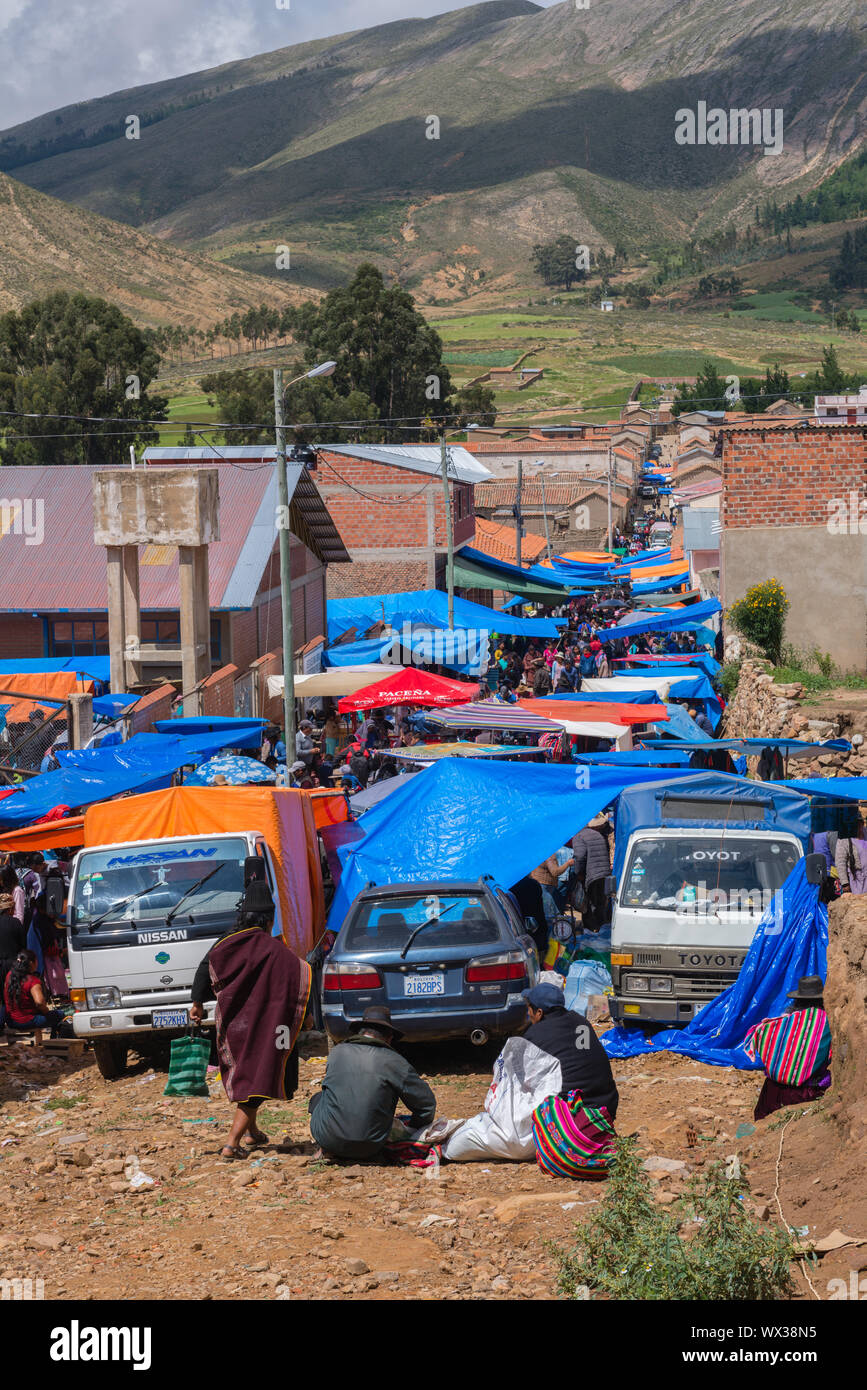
left=537, top=461, right=552, bottom=561
left=440, top=432, right=455, bottom=630
left=515, top=457, right=523, bottom=569
left=606, top=444, right=613, bottom=552
left=274, top=368, right=296, bottom=763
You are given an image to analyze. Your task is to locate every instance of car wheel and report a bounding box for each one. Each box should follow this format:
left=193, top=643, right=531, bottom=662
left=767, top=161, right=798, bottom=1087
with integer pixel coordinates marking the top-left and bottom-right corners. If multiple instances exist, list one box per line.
left=92, top=1038, right=129, bottom=1081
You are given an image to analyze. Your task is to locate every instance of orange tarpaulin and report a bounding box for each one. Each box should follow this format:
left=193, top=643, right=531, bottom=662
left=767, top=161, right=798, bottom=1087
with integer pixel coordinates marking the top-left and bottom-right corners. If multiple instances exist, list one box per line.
left=84, top=786, right=324, bottom=956
left=304, top=789, right=350, bottom=830
left=0, top=672, right=94, bottom=723
left=0, top=815, right=86, bottom=852
left=518, top=700, right=668, bottom=725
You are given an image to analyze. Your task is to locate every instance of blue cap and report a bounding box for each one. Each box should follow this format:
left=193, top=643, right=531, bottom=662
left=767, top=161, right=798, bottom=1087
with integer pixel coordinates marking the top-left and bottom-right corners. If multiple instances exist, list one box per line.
left=522, top=983, right=565, bottom=1011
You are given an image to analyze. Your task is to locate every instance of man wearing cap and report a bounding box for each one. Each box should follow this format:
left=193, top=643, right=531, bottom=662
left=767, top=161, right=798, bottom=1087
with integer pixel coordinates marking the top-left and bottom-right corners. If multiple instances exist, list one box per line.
left=296, top=720, right=316, bottom=767
left=309, top=1006, right=436, bottom=1160
left=522, top=983, right=619, bottom=1179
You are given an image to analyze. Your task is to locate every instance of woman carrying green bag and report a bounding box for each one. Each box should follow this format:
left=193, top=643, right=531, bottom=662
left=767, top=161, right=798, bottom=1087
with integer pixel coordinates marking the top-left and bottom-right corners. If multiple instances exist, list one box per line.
left=189, top=880, right=311, bottom=1160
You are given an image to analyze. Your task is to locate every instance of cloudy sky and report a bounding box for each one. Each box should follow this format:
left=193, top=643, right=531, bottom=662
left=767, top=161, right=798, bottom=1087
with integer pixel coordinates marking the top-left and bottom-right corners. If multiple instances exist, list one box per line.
left=0, top=0, right=537, bottom=130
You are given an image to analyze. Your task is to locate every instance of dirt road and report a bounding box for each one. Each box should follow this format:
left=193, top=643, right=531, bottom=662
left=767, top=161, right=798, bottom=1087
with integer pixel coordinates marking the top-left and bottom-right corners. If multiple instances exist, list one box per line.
left=1, top=1025, right=862, bottom=1302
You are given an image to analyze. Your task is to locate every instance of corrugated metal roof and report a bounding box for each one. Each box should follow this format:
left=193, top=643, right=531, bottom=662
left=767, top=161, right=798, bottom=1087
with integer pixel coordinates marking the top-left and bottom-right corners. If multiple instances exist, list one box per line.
left=323, top=442, right=490, bottom=484
left=0, top=458, right=346, bottom=614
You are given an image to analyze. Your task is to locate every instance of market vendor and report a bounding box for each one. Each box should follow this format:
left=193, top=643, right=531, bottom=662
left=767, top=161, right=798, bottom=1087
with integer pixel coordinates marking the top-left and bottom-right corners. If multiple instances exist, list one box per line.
left=744, top=976, right=832, bottom=1122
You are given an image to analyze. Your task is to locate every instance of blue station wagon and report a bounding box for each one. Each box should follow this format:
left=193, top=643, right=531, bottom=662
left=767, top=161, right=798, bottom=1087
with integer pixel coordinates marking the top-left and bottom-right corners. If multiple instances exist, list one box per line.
left=321, top=879, right=540, bottom=1045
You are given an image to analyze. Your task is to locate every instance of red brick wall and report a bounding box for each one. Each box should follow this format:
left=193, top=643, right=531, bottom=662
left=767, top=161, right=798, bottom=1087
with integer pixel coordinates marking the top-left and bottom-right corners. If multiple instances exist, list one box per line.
left=328, top=559, right=429, bottom=599
left=0, top=616, right=44, bottom=660
left=129, top=683, right=177, bottom=735
left=230, top=609, right=259, bottom=674
left=200, top=663, right=239, bottom=718
left=250, top=650, right=283, bottom=725
left=722, top=427, right=867, bottom=528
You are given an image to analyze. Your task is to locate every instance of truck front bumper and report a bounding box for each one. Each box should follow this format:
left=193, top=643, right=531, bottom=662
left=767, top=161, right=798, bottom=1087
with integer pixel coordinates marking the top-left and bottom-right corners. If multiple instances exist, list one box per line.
left=609, top=996, right=710, bottom=1025
left=72, top=1002, right=216, bottom=1038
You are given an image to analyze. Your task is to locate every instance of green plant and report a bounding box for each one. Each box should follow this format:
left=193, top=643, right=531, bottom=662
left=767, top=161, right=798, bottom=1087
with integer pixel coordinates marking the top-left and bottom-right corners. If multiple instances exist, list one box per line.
left=719, top=660, right=741, bottom=701
left=554, top=1136, right=797, bottom=1301
left=728, top=579, right=790, bottom=665
left=44, top=1095, right=83, bottom=1110
left=812, top=649, right=835, bottom=679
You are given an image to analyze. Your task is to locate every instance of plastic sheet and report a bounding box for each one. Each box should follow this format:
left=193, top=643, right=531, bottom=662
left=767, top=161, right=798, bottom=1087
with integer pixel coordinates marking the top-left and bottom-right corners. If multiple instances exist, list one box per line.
left=602, top=859, right=827, bottom=1069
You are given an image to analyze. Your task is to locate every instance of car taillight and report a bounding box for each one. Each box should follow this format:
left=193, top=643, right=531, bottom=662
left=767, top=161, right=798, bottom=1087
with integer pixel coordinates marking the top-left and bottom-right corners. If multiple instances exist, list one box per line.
left=466, top=951, right=527, bottom=983
left=323, top=962, right=383, bottom=991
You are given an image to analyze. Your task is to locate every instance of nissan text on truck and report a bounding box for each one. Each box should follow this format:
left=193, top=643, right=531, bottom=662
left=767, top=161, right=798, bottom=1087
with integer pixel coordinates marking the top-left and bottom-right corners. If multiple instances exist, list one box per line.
left=607, top=773, right=813, bottom=1025
left=66, top=785, right=325, bottom=1079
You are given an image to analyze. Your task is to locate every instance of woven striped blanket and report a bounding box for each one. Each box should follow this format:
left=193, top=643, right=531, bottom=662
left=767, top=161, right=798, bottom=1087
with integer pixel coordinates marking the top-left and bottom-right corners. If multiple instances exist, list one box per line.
left=744, top=1008, right=831, bottom=1087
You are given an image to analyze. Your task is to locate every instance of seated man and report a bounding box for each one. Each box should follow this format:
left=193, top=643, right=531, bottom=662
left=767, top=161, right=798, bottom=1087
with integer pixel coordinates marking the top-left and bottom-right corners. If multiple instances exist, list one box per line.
left=522, top=983, right=619, bottom=1179
left=309, top=1006, right=436, bottom=1160
left=744, top=976, right=831, bottom=1122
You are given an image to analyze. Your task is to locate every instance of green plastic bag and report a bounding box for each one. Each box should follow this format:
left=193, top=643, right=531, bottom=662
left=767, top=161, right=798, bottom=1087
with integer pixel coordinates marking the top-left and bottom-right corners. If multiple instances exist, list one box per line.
left=164, top=1033, right=211, bottom=1097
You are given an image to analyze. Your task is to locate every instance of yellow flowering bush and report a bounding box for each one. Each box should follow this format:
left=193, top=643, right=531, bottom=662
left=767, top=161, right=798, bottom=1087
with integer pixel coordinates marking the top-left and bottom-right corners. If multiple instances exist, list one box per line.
left=728, top=579, right=789, bottom=665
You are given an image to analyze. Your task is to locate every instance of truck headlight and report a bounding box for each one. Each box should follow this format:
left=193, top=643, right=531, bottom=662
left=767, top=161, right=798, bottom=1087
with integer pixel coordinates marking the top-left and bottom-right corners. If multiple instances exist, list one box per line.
left=625, top=975, right=649, bottom=993
left=86, top=987, right=121, bottom=1010
left=649, top=976, right=672, bottom=993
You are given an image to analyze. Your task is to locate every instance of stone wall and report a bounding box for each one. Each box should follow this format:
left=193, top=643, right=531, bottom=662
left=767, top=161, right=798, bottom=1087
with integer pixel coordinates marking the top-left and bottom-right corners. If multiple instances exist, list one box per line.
left=722, top=658, right=867, bottom=778
left=825, top=894, right=867, bottom=1145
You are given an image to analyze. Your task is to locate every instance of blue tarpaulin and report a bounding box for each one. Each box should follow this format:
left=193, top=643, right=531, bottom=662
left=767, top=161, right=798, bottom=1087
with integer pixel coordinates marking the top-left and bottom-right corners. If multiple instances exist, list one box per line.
left=783, top=776, right=867, bottom=799
left=631, top=572, right=690, bottom=594
left=92, top=694, right=138, bottom=717
left=459, top=546, right=577, bottom=591
left=649, top=703, right=708, bottom=741
left=618, top=653, right=721, bottom=679
left=575, top=749, right=694, bottom=766
left=541, top=690, right=662, bottom=705
left=328, top=761, right=699, bottom=930
left=325, top=638, right=391, bottom=667
left=602, top=859, right=827, bottom=1069
left=600, top=598, right=722, bottom=643
left=0, top=657, right=111, bottom=684
left=327, top=590, right=561, bottom=641
left=0, top=727, right=267, bottom=829
left=152, top=718, right=266, bottom=737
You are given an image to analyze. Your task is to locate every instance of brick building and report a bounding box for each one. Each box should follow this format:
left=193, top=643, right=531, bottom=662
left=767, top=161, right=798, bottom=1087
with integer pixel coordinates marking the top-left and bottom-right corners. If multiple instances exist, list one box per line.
left=0, top=453, right=347, bottom=680
left=475, top=477, right=630, bottom=551
left=720, top=423, right=867, bottom=670
left=313, top=444, right=489, bottom=599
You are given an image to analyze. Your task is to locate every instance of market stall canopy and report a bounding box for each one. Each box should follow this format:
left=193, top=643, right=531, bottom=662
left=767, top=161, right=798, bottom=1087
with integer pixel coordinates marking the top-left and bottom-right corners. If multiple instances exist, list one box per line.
left=185, top=754, right=276, bottom=786
left=518, top=699, right=668, bottom=725
left=454, top=547, right=578, bottom=599
left=597, top=597, right=722, bottom=644
left=575, top=749, right=694, bottom=766
left=0, top=816, right=86, bottom=851
left=646, top=738, right=851, bottom=757
left=582, top=671, right=720, bottom=721
left=425, top=701, right=564, bottom=734
left=338, top=668, right=479, bottom=713
left=328, top=589, right=561, bottom=641
left=632, top=572, right=689, bottom=595
left=388, top=743, right=545, bottom=761
left=268, top=666, right=406, bottom=700
left=328, top=761, right=702, bottom=930
left=540, top=689, right=662, bottom=705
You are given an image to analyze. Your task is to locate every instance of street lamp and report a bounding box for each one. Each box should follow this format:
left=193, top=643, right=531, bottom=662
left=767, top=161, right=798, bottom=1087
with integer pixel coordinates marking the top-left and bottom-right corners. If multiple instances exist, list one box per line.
left=273, top=359, right=337, bottom=768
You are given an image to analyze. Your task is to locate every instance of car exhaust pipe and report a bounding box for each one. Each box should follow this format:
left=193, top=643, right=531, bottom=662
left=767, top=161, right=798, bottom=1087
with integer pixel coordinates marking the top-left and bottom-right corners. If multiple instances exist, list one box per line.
left=470, top=1029, right=488, bottom=1046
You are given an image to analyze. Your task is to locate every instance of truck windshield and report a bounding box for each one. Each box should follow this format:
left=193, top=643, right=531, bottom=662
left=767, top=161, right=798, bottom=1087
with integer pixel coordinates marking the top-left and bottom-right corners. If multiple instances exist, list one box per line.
left=71, top=838, right=248, bottom=931
left=620, top=835, right=799, bottom=915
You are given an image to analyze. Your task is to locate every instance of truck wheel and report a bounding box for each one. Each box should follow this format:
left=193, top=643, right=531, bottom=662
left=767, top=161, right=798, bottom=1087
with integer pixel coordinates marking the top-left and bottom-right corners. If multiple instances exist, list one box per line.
left=92, top=1038, right=129, bottom=1081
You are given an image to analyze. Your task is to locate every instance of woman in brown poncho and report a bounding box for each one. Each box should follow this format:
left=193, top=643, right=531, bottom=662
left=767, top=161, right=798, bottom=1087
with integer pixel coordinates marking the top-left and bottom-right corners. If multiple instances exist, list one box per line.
left=190, top=880, right=311, bottom=1160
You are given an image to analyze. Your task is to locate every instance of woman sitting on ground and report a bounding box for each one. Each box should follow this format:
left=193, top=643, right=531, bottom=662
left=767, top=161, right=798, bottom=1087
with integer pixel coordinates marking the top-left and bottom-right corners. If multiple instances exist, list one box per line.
left=744, top=975, right=832, bottom=1122
left=3, top=950, right=64, bottom=1040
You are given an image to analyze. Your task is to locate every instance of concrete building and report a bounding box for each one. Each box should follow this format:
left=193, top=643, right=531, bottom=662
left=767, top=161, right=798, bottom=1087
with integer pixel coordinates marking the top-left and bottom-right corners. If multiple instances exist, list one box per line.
left=814, top=386, right=867, bottom=424
left=464, top=437, right=612, bottom=480
left=0, top=453, right=347, bottom=680
left=720, top=423, right=867, bottom=671
left=475, top=477, right=629, bottom=551
left=313, top=443, right=489, bottom=598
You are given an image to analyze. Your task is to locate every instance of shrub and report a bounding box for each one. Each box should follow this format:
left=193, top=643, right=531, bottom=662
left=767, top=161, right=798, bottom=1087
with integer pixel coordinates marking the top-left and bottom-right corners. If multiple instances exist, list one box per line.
left=728, top=579, right=789, bottom=665
left=554, top=1136, right=797, bottom=1301
left=720, top=660, right=741, bottom=701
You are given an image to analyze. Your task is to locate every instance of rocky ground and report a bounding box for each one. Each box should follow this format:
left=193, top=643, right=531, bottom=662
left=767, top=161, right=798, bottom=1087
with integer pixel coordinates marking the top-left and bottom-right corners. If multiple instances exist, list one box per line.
left=1, top=1023, right=864, bottom=1303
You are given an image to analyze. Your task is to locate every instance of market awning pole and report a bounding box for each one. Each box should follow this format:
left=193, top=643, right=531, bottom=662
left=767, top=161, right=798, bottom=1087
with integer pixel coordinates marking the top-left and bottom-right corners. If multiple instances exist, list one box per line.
left=274, top=368, right=296, bottom=763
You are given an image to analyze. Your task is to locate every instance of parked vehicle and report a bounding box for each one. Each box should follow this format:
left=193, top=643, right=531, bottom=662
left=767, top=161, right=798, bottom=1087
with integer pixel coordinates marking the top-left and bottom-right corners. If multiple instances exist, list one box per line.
left=67, top=785, right=324, bottom=1078
left=649, top=521, right=674, bottom=549
left=638, top=483, right=657, bottom=498
left=320, top=879, right=540, bottom=1045
left=607, top=775, right=812, bottom=1026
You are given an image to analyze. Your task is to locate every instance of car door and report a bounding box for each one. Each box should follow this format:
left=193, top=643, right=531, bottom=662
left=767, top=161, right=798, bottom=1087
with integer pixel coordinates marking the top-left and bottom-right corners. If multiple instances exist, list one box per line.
left=494, top=888, right=540, bottom=983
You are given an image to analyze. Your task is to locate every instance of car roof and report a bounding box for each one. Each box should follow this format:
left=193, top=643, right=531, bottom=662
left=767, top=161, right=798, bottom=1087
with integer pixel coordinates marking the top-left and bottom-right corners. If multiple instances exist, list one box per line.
left=353, top=880, right=495, bottom=903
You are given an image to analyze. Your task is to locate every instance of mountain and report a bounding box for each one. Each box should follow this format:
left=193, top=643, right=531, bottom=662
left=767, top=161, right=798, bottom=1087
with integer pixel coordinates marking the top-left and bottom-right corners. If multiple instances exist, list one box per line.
left=0, top=172, right=303, bottom=325
left=2, top=0, right=865, bottom=304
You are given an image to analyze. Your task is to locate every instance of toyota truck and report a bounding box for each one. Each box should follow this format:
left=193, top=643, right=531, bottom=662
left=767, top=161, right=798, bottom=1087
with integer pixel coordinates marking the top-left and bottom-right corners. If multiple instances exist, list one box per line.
left=607, top=773, right=812, bottom=1025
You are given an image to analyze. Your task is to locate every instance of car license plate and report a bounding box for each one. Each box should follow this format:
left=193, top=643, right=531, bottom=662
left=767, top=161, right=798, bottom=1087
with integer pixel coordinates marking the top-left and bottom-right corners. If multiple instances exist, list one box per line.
left=404, top=973, right=444, bottom=997
left=153, top=1008, right=189, bottom=1028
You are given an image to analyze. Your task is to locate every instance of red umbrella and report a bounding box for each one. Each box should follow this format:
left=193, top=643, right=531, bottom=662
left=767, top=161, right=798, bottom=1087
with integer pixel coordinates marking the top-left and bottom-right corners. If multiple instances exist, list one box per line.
left=338, top=668, right=479, bottom=713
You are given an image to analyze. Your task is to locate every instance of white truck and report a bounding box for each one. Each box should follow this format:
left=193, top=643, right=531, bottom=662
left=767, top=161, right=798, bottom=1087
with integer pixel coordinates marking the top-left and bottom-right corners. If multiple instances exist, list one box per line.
left=65, top=786, right=324, bottom=1078
left=607, top=777, right=815, bottom=1026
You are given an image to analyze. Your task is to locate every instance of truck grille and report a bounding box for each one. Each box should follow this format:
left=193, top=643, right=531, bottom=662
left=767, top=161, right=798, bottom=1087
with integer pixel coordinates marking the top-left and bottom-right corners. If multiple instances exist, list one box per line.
left=635, top=952, right=662, bottom=966
left=685, top=974, right=737, bottom=998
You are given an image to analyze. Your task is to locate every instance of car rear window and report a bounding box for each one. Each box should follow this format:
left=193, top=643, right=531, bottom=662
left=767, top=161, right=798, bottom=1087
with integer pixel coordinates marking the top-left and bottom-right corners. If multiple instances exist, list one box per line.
left=345, top=894, right=502, bottom=951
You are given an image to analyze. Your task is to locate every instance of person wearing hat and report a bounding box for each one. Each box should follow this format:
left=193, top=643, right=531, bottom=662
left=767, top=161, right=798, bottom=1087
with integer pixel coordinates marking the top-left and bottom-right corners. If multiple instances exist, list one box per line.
left=532, top=660, right=552, bottom=698
left=308, top=1006, right=436, bottom=1161
left=522, top=983, right=619, bottom=1179
left=296, top=720, right=316, bottom=768
left=288, top=760, right=308, bottom=787
left=744, top=976, right=832, bottom=1122
left=189, top=880, right=311, bottom=1160
left=570, top=811, right=613, bottom=933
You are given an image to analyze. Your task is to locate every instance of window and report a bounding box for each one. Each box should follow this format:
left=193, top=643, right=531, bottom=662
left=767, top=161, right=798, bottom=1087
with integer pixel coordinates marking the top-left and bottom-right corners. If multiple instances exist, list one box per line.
left=48, top=619, right=110, bottom=657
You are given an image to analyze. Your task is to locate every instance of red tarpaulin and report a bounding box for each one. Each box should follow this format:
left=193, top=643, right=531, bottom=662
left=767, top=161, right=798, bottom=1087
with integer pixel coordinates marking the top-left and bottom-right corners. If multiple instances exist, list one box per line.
left=338, top=668, right=479, bottom=713
left=518, top=700, right=669, bottom=725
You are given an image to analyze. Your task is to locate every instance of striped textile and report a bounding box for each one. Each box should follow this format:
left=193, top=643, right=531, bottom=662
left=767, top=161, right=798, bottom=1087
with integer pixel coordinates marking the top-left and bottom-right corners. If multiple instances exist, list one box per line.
left=744, top=1008, right=831, bottom=1087
left=531, top=1091, right=616, bottom=1179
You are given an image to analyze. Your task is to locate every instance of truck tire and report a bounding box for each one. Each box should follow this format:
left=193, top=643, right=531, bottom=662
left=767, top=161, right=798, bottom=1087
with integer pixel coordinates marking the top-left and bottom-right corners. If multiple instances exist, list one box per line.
left=92, top=1038, right=129, bottom=1081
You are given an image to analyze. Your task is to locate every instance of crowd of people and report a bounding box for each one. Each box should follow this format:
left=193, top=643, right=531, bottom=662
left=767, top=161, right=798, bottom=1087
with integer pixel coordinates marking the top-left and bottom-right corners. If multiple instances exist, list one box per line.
left=0, top=852, right=71, bottom=1041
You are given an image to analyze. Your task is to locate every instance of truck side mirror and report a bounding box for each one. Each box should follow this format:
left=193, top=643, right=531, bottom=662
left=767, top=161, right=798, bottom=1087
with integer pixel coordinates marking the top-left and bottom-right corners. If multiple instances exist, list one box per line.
left=45, top=875, right=65, bottom=918
left=244, top=856, right=266, bottom=886
left=804, top=853, right=827, bottom=886
left=603, top=875, right=616, bottom=896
